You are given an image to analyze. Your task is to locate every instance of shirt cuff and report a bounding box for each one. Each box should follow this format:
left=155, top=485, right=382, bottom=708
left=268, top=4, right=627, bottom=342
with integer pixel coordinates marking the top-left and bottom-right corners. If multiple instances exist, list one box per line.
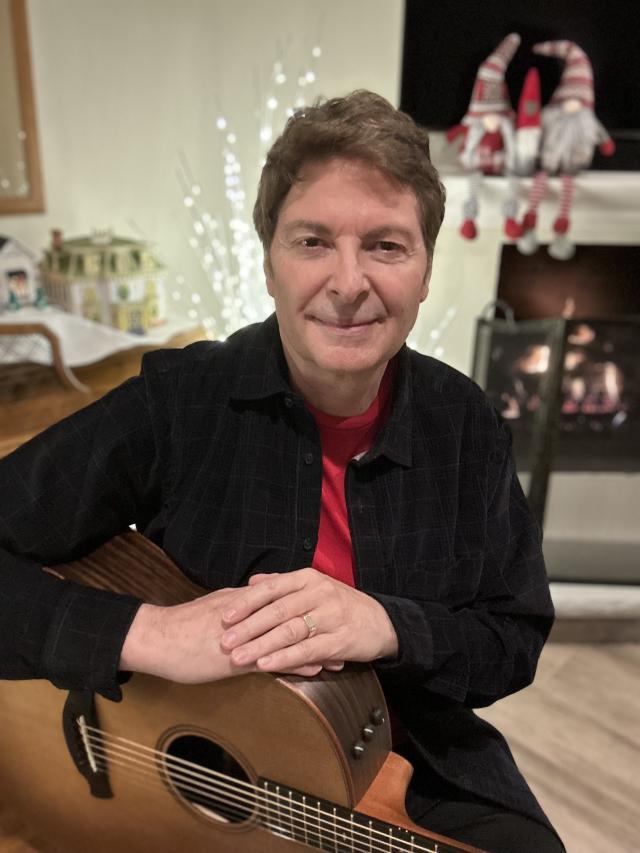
left=368, top=591, right=436, bottom=683
left=42, top=582, right=142, bottom=701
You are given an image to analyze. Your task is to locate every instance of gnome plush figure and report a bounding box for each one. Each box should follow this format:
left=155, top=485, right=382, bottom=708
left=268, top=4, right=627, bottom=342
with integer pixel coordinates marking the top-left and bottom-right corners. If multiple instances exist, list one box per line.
left=518, top=40, right=616, bottom=260
left=447, top=33, right=522, bottom=240
left=513, top=67, right=542, bottom=177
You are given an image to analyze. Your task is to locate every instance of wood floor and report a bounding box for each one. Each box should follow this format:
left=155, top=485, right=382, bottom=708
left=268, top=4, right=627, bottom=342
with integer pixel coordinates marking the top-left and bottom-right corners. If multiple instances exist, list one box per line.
left=479, top=641, right=640, bottom=853
left=1, top=641, right=637, bottom=852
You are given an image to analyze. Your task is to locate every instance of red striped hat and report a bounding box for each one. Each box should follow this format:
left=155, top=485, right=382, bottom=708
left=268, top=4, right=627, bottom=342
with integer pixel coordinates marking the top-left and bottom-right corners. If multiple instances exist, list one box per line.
left=465, top=33, right=521, bottom=119
left=533, top=40, right=595, bottom=109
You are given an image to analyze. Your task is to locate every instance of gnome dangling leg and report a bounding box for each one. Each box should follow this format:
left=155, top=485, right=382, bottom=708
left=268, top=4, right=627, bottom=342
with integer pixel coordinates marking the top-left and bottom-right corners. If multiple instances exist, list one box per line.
left=517, top=170, right=549, bottom=254
left=460, top=171, right=482, bottom=239
left=446, top=33, right=521, bottom=240
left=503, top=174, right=523, bottom=239
left=549, top=173, right=576, bottom=260
left=518, top=40, right=615, bottom=260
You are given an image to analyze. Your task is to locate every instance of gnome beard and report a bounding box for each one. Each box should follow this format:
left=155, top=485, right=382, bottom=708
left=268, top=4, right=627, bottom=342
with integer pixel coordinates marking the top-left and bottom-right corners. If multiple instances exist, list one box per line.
left=460, top=114, right=516, bottom=174
left=514, top=124, right=542, bottom=176
left=540, top=103, right=611, bottom=174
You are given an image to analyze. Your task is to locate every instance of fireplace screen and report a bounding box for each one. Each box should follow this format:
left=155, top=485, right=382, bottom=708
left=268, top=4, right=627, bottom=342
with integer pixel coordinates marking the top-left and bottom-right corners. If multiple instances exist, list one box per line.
left=473, top=317, right=640, bottom=473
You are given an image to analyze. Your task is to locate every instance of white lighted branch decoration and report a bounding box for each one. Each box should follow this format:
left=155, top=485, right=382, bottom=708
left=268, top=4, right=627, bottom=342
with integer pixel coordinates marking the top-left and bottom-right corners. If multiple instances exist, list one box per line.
left=174, top=47, right=323, bottom=341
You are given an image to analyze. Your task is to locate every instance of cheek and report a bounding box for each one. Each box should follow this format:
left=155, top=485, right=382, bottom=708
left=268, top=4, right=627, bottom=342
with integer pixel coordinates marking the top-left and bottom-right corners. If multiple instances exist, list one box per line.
left=380, top=282, right=424, bottom=318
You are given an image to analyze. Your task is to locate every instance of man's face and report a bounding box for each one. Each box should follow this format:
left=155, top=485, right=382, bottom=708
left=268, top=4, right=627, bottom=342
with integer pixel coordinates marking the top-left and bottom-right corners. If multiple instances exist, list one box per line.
left=265, top=157, right=430, bottom=387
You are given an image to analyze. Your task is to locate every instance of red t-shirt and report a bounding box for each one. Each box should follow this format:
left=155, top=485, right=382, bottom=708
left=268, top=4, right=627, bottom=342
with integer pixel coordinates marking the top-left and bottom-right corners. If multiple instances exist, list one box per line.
left=305, top=360, right=407, bottom=746
left=306, top=361, right=396, bottom=585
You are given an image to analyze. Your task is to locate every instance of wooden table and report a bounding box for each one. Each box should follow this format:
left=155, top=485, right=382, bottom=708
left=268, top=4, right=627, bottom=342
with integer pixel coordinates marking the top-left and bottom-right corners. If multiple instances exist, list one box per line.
left=0, top=327, right=204, bottom=459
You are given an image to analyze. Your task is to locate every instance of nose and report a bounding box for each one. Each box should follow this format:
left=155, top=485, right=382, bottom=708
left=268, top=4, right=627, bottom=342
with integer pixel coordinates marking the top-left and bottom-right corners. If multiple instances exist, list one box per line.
left=328, top=246, right=370, bottom=303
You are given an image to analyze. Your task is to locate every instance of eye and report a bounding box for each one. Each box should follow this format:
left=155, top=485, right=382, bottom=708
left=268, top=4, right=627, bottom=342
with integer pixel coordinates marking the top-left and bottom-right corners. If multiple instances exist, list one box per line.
left=377, top=241, right=403, bottom=252
left=368, top=240, right=406, bottom=257
left=299, top=236, right=326, bottom=249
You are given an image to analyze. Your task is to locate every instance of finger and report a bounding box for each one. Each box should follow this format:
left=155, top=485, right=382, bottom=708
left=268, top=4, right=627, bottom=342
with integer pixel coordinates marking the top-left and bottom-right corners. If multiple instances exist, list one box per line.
left=228, top=611, right=316, bottom=665
left=254, top=638, right=332, bottom=674
left=247, top=573, right=276, bottom=586
left=279, top=661, right=344, bottom=675
left=221, top=571, right=311, bottom=625
left=321, top=660, right=345, bottom=672
left=221, top=590, right=318, bottom=650
left=276, top=664, right=324, bottom=677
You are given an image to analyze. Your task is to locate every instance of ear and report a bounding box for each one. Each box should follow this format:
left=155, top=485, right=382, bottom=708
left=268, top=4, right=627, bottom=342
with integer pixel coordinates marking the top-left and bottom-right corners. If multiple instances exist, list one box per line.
left=420, top=263, right=432, bottom=303
left=264, top=254, right=274, bottom=296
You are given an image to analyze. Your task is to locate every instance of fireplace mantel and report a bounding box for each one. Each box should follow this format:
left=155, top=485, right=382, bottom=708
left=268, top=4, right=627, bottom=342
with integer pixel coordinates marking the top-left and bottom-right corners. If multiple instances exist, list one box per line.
left=440, top=171, right=640, bottom=238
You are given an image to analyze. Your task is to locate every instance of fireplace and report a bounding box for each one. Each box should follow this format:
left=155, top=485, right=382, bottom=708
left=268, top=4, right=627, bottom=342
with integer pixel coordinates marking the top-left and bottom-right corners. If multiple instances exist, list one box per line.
left=471, top=243, right=640, bottom=583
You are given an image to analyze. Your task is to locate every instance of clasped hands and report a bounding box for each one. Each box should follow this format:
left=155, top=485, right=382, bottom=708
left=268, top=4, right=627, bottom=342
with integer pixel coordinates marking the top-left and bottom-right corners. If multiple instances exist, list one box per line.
left=120, top=567, right=398, bottom=684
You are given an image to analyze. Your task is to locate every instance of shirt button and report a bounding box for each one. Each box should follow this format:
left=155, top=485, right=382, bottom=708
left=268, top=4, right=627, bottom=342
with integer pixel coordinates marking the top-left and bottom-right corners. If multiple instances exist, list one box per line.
left=284, top=396, right=293, bottom=408
left=303, top=452, right=314, bottom=465
left=302, top=537, right=313, bottom=551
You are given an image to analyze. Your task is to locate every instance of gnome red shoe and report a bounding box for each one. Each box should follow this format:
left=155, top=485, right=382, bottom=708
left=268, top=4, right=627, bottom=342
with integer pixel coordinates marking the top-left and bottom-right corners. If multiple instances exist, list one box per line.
left=460, top=219, right=477, bottom=239
left=521, top=210, right=537, bottom=231
left=504, top=217, right=523, bottom=238
left=600, top=139, right=615, bottom=157
left=553, top=216, right=570, bottom=234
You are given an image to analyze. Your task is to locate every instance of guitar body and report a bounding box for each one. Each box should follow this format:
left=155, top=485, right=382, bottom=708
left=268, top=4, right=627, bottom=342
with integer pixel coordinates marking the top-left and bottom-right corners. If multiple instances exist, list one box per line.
left=0, top=670, right=385, bottom=852
left=0, top=534, right=482, bottom=852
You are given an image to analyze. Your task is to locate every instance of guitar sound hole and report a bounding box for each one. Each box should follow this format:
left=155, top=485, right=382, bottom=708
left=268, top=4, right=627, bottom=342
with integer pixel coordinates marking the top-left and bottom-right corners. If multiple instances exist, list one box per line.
left=165, top=734, right=254, bottom=824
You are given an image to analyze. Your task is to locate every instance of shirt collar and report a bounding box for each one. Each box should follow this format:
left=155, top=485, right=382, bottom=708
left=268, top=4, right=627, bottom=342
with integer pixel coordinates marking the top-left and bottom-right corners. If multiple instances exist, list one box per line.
left=357, top=344, right=412, bottom=468
left=229, top=313, right=292, bottom=401
left=230, top=313, right=413, bottom=467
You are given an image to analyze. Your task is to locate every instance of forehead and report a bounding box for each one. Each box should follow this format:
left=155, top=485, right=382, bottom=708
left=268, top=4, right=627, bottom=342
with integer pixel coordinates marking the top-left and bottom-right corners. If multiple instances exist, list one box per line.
left=275, top=157, right=422, bottom=233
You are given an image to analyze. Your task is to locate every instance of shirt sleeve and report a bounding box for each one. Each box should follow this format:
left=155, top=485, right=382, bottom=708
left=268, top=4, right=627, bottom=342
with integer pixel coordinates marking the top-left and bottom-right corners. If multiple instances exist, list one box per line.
left=0, top=357, right=173, bottom=701
left=371, top=422, right=554, bottom=709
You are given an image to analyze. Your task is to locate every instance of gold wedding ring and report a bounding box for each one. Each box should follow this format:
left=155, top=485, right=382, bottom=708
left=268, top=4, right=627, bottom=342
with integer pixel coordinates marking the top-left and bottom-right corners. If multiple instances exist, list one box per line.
left=301, top=612, right=318, bottom=639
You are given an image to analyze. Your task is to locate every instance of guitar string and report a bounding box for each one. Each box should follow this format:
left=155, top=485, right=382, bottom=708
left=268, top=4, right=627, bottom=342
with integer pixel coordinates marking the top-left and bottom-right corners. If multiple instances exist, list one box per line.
left=85, top=735, right=441, bottom=853
left=85, top=730, right=439, bottom=853
left=94, top=749, right=438, bottom=853
left=94, top=755, right=256, bottom=826
left=90, top=741, right=436, bottom=853
left=84, top=726, right=439, bottom=852
left=95, top=752, right=435, bottom=853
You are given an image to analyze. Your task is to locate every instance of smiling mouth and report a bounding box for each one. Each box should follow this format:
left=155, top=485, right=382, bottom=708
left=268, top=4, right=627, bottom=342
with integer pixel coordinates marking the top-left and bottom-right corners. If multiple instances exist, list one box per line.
left=311, top=317, right=380, bottom=328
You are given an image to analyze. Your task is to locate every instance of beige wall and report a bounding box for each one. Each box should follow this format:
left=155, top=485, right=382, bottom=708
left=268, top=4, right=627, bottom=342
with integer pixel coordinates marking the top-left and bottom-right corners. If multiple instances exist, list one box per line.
left=2, top=0, right=405, bottom=321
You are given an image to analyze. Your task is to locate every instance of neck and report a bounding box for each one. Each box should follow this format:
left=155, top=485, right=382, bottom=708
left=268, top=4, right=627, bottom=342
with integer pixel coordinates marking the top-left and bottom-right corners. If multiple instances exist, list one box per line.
left=287, top=362, right=387, bottom=417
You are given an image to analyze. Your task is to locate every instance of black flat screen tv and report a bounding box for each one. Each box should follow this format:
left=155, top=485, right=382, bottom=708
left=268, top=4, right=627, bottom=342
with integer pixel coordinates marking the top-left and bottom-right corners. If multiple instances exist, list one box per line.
left=400, top=0, right=640, bottom=170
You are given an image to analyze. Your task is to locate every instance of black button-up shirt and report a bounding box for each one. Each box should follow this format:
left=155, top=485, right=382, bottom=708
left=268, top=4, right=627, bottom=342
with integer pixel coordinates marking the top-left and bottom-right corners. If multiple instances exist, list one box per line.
left=0, top=314, right=554, bottom=825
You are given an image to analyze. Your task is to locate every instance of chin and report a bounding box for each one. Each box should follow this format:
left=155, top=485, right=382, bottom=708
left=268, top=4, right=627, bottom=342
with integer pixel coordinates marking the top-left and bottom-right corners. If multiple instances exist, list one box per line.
left=314, top=347, right=388, bottom=377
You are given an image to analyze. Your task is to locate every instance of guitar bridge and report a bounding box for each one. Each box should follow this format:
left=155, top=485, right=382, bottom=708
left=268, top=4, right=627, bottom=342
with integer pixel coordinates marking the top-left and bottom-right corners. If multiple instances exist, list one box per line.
left=62, top=690, right=113, bottom=799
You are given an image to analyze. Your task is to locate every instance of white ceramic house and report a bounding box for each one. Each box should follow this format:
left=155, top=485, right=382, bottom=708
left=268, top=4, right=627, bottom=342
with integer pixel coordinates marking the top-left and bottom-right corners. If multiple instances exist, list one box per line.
left=0, top=236, right=39, bottom=310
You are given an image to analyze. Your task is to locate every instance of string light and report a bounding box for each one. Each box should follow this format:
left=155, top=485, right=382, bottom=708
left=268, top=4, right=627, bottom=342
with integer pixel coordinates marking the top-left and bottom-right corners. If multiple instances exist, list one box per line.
left=423, top=306, right=459, bottom=359
left=175, top=44, right=325, bottom=340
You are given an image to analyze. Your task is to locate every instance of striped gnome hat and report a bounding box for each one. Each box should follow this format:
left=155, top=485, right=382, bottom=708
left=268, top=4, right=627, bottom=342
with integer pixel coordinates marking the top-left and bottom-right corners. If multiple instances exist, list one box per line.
left=464, top=33, right=521, bottom=120
left=533, top=40, right=595, bottom=109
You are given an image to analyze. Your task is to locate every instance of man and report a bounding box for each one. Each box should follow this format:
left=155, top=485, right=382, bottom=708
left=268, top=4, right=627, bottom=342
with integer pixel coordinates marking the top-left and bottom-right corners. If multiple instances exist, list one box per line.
left=0, top=91, right=563, bottom=852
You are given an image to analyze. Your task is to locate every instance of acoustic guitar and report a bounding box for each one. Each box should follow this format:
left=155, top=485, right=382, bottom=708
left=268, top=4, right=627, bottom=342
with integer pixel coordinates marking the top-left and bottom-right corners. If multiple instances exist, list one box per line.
left=0, top=532, right=483, bottom=852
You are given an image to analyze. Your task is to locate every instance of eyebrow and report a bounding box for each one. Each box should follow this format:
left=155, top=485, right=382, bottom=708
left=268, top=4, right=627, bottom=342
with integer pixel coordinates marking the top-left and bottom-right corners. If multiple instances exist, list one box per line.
left=280, top=220, right=419, bottom=244
left=281, top=220, right=333, bottom=239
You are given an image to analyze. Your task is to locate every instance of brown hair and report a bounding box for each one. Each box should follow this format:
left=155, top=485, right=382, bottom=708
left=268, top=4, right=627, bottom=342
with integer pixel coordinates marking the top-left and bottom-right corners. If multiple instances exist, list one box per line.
left=253, top=90, right=446, bottom=259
